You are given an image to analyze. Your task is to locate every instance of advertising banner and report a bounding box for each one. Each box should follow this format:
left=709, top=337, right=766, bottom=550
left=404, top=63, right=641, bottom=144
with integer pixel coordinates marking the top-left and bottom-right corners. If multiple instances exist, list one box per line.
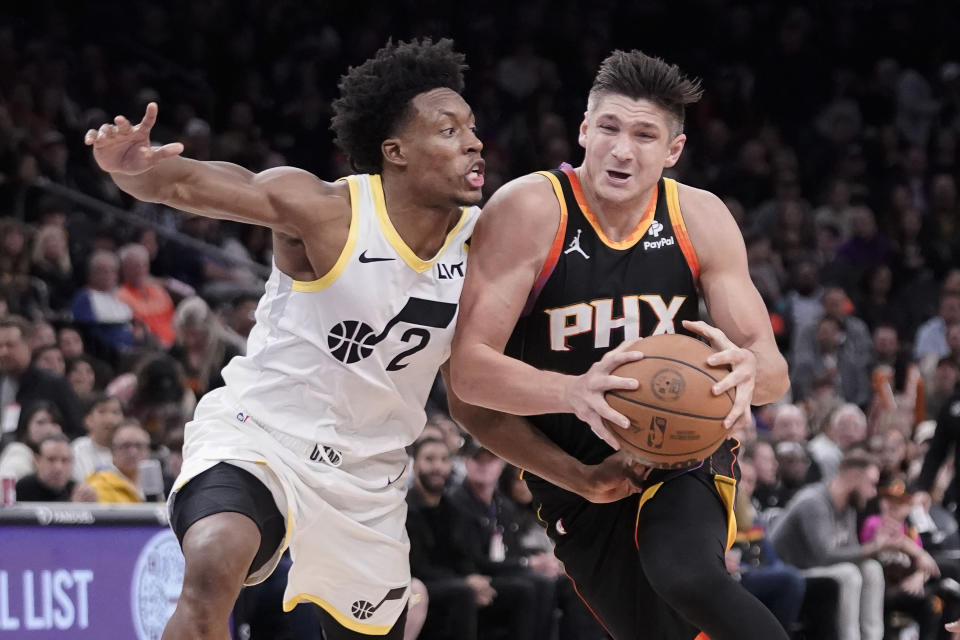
left=0, top=525, right=183, bottom=639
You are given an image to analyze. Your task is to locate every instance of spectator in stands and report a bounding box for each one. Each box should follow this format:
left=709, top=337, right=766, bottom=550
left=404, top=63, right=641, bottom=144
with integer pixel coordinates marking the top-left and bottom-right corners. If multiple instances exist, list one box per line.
left=221, top=292, right=259, bottom=354
left=127, top=353, right=194, bottom=444
left=116, top=242, right=176, bottom=347
left=30, top=321, right=56, bottom=350
left=16, top=434, right=97, bottom=502
left=58, top=326, right=85, bottom=360
left=0, top=400, right=65, bottom=479
left=168, top=296, right=239, bottom=398
left=406, top=437, right=535, bottom=640
left=915, top=385, right=960, bottom=518
left=878, top=425, right=912, bottom=477
left=771, top=403, right=810, bottom=444
left=792, top=315, right=872, bottom=407
left=29, top=224, right=74, bottom=312
left=450, top=440, right=558, bottom=637
left=498, top=463, right=609, bottom=640
left=809, top=404, right=868, bottom=479
left=0, top=315, right=83, bottom=436
left=783, top=259, right=824, bottom=353
left=31, top=343, right=65, bottom=377
left=70, top=249, right=137, bottom=360
left=929, top=174, right=960, bottom=267
left=856, top=265, right=901, bottom=332
left=65, top=354, right=99, bottom=399
left=775, top=441, right=814, bottom=506
left=915, top=291, right=960, bottom=372
left=730, top=458, right=806, bottom=631
left=87, top=420, right=150, bottom=502
left=871, top=323, right=918, bottom=400
left=859, top=474, right=943, bottom=640
left=926, top=358, right=959, bottom=420
left=794, top=286, right=874, bottom=370
left=0, top=218, right=40, bottom=318
left=71, top=392, right=122, bottom=482
left=771, top=449, right=891, bottom=640
left=744, top=439, right=782, bottom=511
left=835, top=207, right=892, bottom=281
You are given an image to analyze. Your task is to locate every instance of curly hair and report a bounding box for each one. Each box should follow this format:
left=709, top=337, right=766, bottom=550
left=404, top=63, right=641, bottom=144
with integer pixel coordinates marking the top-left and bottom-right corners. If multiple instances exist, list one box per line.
left=331, top=38, right=467, bottom=174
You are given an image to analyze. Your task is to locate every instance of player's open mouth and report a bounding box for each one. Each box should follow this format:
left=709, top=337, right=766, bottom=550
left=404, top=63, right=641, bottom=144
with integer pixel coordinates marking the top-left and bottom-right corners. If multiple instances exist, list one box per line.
left=606, top=170, right=631, bottom=183
left=466, top=161, right=485, bottom=188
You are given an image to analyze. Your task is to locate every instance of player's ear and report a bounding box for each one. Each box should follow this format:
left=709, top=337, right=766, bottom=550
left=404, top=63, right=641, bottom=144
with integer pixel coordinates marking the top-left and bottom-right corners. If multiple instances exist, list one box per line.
left=578, top=114, right=589, bottom=149
left=382, top=138, right=407, bottom=169
left=664, top=133, right=686, bottom=168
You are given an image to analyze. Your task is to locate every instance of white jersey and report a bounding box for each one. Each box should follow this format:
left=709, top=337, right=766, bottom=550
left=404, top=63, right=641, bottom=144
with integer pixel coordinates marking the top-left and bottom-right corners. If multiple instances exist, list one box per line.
left=220, top=173, right=479, bottom=461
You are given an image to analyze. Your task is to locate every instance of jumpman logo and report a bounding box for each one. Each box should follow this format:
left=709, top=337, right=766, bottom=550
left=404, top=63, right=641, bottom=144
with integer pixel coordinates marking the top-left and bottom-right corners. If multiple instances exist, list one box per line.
left=564, top=229, right=590, bottom=259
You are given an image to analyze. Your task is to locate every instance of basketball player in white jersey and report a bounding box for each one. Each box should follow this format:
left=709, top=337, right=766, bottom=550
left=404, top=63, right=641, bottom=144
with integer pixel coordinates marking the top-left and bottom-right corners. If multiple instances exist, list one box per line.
left=84, top=39, right=484, bottom=639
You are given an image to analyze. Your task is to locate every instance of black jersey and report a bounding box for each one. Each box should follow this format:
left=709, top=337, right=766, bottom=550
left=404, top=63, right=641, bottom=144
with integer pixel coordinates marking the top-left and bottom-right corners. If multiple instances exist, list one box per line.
left=507, top=167, right=702, bottom=495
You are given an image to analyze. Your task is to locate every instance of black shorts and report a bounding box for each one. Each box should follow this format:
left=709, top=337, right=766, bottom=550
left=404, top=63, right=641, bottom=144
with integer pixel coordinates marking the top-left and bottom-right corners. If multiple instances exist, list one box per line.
left=531, top=440, right=740, bottom=640
left=169, top=462, right=286, bottom=575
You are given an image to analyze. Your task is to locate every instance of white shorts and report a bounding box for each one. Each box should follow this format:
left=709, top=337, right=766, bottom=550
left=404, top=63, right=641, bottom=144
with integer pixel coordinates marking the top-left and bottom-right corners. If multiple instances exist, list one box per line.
left=169, top=388, right=412, bottom=635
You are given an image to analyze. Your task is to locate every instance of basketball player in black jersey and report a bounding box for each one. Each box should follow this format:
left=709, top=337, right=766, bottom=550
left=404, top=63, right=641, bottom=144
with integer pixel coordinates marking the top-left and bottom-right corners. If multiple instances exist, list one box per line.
left=449, top=51, right=790, bottom=640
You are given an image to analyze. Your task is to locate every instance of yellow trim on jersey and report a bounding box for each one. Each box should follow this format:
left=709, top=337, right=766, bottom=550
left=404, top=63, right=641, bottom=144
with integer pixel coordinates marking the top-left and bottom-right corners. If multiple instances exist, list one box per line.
left=370, top=174, right=468, bottom=274
left=564, top=167, right=656, bottom=250
left=536, top=171, right=570, bottom=224
left=713, top=474, right=738, bottom=551
left=663, top=178, right=701, bottom=283
left=634, top=474, right=737, bottom=551
left=283, top=593, right=394, bottom=635
left=291, top=177, right=360, bottom=292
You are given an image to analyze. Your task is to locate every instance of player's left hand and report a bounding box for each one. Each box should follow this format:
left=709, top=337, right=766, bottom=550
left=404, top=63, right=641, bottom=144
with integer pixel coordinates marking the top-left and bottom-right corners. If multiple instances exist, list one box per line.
left=682, top=320, right=756, bottom=431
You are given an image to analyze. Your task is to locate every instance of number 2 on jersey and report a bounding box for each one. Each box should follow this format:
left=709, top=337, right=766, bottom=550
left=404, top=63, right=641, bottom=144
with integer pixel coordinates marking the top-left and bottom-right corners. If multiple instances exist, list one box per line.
left=386, top=328, right=431, bottom=371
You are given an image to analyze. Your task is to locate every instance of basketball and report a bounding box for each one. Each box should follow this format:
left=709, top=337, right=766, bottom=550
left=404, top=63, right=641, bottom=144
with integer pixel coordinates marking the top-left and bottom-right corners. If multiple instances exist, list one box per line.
left=604, top=333, right=733, bottom=469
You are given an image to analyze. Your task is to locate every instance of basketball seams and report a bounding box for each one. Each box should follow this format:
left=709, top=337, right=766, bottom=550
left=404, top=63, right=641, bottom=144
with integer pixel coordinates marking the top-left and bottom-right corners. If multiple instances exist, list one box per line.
left=607, top=392, right=728, bottom=420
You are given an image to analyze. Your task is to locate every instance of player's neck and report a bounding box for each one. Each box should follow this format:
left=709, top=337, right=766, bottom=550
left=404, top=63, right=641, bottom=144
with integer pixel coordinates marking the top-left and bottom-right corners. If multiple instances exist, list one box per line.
left=380, top=175, right=462, bottom=260
left=575, top=166, right=657, bottom=242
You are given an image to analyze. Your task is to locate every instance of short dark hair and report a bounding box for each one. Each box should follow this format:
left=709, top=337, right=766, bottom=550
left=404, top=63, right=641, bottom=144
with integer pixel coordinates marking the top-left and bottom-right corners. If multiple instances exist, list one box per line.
left=411, top=436, right=448, bottom=461
left=588, top=50, right=703, bottom=136
left=37, top=433, right=70, bottom=453
left=838, top=448, right=877, bottom=473
left=31, top=344, right=62, bottom=365
left=0, top=315, right=32, bottom=343
left=82, top=392, right=118, bottom=418
left=742, top=437, right=774, bottom=462
left=331, top=38, right=467, bottom=174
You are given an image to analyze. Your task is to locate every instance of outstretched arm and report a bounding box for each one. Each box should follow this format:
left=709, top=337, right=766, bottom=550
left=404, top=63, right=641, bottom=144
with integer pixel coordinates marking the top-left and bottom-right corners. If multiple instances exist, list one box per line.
left=678, top=184, right=790, bottom=429
left=84, top=103, right=340, bottom=236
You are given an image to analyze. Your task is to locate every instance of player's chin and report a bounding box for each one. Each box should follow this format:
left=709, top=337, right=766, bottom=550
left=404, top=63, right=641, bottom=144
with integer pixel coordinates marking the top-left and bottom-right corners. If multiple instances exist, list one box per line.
left=453, top=187, right=484, bottom=206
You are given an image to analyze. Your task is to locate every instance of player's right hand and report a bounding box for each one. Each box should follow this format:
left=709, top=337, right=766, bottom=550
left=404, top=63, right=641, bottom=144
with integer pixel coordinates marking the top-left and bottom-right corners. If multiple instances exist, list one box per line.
left=581, top=450, right=649, bottom=503
left=564, top=339, right=644, bottom=450
left=84, top=102, right=184, bottom=175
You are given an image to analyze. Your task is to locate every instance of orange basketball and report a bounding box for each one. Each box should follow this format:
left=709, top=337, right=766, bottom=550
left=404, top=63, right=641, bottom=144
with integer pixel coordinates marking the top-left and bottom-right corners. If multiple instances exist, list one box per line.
left=604, top=333, right=733, bottom=469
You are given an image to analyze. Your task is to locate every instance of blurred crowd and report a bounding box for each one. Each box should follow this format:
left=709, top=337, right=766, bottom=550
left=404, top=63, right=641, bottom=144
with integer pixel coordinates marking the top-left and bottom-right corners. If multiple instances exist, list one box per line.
left=3, top=0, right=960, bottom=638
